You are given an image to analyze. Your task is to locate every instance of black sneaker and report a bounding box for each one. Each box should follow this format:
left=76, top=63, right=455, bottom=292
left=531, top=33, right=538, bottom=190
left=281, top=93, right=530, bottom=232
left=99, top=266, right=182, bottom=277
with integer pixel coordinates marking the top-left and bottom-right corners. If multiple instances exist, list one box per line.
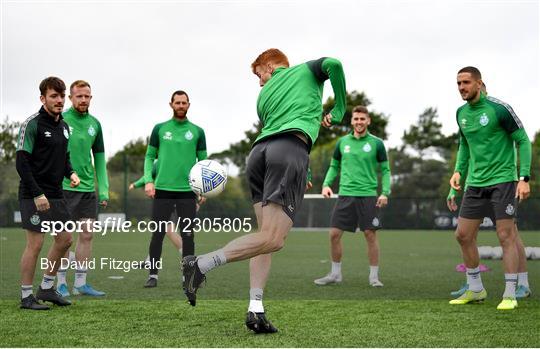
left=20, top=294, right=50, bottom=310
left=35, top=286, right=71, bottom=306
left=182, top=255, right=205, bottom=306
left=245, top=311, right=278, bottom=334
left=144, top=277, right=157, bottom=288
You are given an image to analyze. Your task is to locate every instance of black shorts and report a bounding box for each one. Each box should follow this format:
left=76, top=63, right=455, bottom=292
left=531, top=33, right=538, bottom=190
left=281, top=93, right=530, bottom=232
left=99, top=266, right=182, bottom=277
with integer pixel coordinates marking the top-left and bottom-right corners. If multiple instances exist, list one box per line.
left=246, top=133, right=309, bottom=221
left=19, top=197, right=71, bottom=234
left=63, top=190, right=97, bottom=220
left=152, top=190, right=197, bottom=237
left=330, top=196, right=381, bottom=232
left=459, top=181, right=517, bottom=221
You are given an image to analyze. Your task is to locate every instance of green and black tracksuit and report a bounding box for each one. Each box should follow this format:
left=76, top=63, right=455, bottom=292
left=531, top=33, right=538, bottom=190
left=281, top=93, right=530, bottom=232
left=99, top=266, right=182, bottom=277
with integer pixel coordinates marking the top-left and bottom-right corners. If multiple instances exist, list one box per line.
left=454, top=93, right=531, bottom=220
left=16, top=106, right=74, bottom=231
left=144, top=117, right=207, bottom=274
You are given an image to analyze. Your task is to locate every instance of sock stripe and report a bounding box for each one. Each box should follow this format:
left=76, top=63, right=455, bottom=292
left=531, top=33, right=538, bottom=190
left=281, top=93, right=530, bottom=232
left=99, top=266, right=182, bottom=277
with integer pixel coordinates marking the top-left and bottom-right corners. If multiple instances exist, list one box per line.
left=75, top=269, right=87, bottom=274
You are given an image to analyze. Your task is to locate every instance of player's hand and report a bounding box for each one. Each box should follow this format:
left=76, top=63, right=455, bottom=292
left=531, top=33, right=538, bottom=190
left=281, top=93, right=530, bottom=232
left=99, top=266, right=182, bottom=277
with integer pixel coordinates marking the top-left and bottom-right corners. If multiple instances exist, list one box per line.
left=516, top=180, right=530, bottom=202
left=449, top=172, right=461, bottom=191
left=447, top=195, right=458, bottom=211
left=128, top=183, right=135, bottom=190
left=321, top=114, right=333, bottom=128
left=198, top=196, right=207, bottom=205
left=322, top=186, right=333, bottom=198
left=99, top=200, right=108, bottom=208
left=376, top=195, right=388, bottom=208
left=145, top=182, right=155, bottom=198
left=305, top=181, right=313, bottom=192
left=34, top=194, right=50, bottom=212
left=70, top=173, right=80, bottom=187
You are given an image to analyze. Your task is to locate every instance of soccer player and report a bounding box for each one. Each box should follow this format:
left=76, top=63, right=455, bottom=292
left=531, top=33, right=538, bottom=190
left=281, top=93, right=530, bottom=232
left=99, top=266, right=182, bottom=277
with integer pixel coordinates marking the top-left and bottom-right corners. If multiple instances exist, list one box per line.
left=182, top=49, right=346, bottom=333
left=143, top=90, right=207, bottom=288
left=314, top=106, right=391, bottom=287
left=16, top=76, right=80, bottom=310
left=448, top=66, right=531, bottom=310
left=56, top=80, right=109, bottom=297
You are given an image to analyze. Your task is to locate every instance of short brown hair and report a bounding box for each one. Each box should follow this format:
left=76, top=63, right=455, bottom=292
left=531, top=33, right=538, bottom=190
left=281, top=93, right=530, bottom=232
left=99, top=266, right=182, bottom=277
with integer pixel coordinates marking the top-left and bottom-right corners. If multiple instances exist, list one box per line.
left=458, top=66, right=482, bottom=80
left=251, top=48, right=290, bottom=73
left=171, top=90, right=189, bottom=103
left=39, top=76, right=66, bottom=96
left=70, top=80, right=91, bottom=93
left=352, top=105, right=369, bottom=116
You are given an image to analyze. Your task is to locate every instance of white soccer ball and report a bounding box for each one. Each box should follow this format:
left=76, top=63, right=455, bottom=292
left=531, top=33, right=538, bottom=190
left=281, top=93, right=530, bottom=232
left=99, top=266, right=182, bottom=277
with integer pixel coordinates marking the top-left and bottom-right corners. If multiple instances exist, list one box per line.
left=189, top=159, right=228, bottom=198
left=491, top=246, right=503, bottom=260
left=478, top=246, right=494, bottom=259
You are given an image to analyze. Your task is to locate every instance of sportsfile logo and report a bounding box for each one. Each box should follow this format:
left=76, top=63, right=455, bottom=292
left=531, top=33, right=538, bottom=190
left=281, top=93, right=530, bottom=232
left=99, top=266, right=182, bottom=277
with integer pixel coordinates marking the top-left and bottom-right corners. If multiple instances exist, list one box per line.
left=40, top=217, right=253, bottom=236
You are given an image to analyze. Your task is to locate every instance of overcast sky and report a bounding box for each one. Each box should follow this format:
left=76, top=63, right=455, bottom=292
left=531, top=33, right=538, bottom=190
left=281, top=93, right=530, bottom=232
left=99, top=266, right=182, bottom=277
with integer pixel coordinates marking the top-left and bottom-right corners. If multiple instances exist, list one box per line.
left=2, top=0, right=539, bottom=160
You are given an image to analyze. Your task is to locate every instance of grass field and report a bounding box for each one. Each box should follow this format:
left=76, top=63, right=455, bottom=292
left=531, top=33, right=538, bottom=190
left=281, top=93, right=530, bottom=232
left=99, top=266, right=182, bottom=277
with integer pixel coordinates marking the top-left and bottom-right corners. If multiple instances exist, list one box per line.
left=0, top=228, right=539, bottom=347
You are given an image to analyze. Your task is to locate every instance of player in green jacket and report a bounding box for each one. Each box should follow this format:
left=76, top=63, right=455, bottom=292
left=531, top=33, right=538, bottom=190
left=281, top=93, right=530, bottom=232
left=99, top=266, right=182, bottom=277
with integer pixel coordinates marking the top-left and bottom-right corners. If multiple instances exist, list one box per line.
left=448, top=67, right=531, bottom=310
left=57, top=80, right=109, bottom=297
left=447, top=83, right=531, bottom=300
left=143, top=90, right=207, bottom=288
left=315, top=105, right=391, bottom=288
left=182, top=49, right=347, bottom=333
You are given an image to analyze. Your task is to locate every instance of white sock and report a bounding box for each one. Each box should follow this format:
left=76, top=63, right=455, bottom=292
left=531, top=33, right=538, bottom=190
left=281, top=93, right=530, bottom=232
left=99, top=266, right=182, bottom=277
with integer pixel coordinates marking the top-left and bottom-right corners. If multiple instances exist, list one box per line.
left=74, top=269, right=87, bottom=288
left=179, top=248, right=183, bottom=256
left=331, top=261, right=341, bottom=276
left=518, top=272, right=529, bottom=288
left=197, top=249, right=227, bottom=274
left=466, top=267, right=483, bottom=292
left=248, top=288, right=264, bottom=313
left=149, top=274, right=158, bottom=280
left=41, top=274, right=55, bottom=289
left=369, top=265, right=379, bottom=281
left=21, top=285, right=33, bottom=298
left=57, top=269, right=67, bottom=286
left=503, top=273, right=517, bottom=298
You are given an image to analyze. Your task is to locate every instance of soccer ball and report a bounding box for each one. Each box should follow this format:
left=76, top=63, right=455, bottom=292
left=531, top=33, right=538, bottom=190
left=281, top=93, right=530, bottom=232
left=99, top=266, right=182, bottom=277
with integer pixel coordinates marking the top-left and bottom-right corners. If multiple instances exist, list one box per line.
left=189, top=159, right=228, bottom=198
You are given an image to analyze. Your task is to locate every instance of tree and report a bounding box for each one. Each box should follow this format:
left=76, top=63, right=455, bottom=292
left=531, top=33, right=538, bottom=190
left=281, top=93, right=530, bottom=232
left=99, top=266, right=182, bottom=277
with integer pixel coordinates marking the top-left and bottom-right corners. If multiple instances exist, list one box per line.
left=402, top=107, right=457, bottom=158
left=107, top=137, right=148, bottom=173
left=0, top=116, right=20, bottom=163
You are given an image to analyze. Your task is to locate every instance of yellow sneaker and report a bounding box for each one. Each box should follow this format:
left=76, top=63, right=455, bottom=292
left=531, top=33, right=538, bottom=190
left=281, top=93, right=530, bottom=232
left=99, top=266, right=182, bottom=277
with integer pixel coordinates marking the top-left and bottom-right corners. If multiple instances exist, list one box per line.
left=449, top=289, right=487, bottom=304
left=496, top=298, right=518, bottom=310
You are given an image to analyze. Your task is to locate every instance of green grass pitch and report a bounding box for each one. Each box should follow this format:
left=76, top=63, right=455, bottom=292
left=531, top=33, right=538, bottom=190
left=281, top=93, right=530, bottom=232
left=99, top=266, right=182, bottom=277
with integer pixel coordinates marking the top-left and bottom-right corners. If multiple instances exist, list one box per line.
left=0, top=228, right=539, bottom=347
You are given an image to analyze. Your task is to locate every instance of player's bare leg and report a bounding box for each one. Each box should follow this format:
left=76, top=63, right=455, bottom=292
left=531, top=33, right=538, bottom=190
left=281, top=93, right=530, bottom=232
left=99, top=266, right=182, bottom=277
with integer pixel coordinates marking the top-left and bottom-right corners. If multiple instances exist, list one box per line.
left=515, top=227, right=531, bottom=298
left=495, top=219, right=519, bottom=304
left=314, top=228, right=343, bottom=285
left=183, top=203, right=291, bottom=307
left=450, top=218, right=487, bottom=304
left=364, top=229, right=383, bottom=286
left=72, top=219, right=105, bottom=296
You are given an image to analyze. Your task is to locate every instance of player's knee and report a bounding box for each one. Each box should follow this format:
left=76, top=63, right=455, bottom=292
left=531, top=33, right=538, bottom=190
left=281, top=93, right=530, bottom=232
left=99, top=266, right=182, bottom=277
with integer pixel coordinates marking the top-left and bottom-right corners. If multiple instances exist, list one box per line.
left=27, top=239, right=44, bottom=255
left=497, top=227, right=515, bottom=245
left=78, top=231, right=93, bottom=244
left=364, top=230, right=377, bottom=244
left=454, top=228, right=473, bottom=244
left=330, top=232, right=341, bottom=243
left=57, top=233, right=73, bottom=249
left=262, top=236, right=285, bottom=252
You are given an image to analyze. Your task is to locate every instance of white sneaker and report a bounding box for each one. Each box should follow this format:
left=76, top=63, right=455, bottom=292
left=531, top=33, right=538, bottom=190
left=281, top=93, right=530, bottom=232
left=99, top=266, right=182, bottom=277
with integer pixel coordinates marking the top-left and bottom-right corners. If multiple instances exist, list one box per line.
left=314, top=273, right=342, bottom=285
left=370, top=279, right=384, bottom=287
